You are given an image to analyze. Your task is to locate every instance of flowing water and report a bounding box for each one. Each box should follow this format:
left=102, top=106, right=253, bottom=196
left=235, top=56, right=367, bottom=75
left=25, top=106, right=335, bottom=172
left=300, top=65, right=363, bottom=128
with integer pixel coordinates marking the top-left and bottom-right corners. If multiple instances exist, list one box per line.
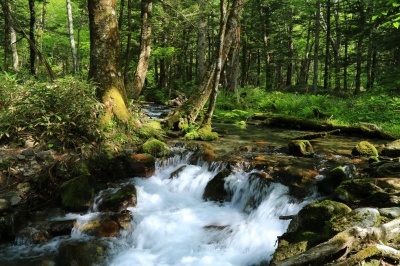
left=105, top=153, right=318, bottom=266
left=0, top=151, right=318, bottom=266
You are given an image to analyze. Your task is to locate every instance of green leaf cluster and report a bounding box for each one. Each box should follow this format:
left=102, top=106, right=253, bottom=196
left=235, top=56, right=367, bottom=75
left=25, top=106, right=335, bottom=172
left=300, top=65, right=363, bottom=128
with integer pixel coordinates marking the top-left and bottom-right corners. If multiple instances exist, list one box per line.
left=0, top=75, right=103, bottom=148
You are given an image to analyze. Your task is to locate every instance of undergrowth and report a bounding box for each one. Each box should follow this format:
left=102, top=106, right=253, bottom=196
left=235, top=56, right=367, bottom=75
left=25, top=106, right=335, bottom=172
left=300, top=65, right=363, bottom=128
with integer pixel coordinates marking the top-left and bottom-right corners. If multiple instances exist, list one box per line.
left=214, top=86, right=400, bottom=138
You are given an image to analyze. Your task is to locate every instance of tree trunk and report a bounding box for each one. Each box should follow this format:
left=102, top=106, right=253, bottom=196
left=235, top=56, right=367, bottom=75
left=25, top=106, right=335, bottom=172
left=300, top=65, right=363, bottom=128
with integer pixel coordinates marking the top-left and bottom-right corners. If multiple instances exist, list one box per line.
left=88, top=0, right=131, bottom=124
left=164, top=0, right=245, bottom=130
left=123, top=0, right=133, bottom=86
left=66, top=0, right=78, bottom=73
left=29, top=0, right=36, bottom=75
left=354, top=1, right=365, bottom=95
left=323, top=0, right=331, bottom=91
left=196, top=0, right=207, bottom=83
left=313, top=0, right=321, bottom=94
left=2, top=0, right=18, bottom=72
left=130, top=0, right=152, bottom=99
left=202, top=0, right=227, bottom=127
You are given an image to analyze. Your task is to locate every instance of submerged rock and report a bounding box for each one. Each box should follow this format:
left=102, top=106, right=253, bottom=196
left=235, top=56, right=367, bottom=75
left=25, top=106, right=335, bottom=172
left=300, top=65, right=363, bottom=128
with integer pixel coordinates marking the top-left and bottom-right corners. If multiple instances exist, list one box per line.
left=317, top=165, right=356, bottom=194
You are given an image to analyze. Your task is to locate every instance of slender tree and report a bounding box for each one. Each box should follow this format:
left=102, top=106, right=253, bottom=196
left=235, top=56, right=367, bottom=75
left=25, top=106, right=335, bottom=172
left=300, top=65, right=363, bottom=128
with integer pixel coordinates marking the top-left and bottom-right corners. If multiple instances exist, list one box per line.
left=29, top=0, right=36, bottom=75
left=313, top=0, right=321, bottom=94
left=130, top=0, right=152, bottom=99
left=196, top=0, right=207, bottom=83
left=66, top=0, right=78, bottom=73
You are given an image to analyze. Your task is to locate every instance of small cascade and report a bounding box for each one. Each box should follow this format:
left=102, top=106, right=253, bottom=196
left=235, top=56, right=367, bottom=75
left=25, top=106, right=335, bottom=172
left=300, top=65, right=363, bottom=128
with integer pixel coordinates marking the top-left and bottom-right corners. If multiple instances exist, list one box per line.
left=106, top=153, right=319, bottom=266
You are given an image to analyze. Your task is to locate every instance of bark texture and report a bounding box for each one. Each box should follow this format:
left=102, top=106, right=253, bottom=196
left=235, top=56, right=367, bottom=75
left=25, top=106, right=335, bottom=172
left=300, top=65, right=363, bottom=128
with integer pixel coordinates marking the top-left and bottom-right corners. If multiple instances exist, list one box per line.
left=88, top=0, right=130, bottom=124
left=130, top=0, right=152, bottom=99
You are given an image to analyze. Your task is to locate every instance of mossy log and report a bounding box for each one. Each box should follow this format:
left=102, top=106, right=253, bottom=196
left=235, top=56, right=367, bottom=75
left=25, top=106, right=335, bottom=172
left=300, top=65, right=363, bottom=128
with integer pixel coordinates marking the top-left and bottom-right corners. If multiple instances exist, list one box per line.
left=291, top=129, right=341, bottom=140
left=271, top=217, right=400, bottom=266
left=251, top=113, right=396, bottom=140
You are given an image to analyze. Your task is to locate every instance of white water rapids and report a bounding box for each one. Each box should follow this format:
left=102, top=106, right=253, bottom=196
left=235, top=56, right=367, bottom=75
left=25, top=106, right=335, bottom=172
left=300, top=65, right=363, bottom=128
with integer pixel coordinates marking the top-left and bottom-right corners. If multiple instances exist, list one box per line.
left=97, top=152, right=318, bottom=266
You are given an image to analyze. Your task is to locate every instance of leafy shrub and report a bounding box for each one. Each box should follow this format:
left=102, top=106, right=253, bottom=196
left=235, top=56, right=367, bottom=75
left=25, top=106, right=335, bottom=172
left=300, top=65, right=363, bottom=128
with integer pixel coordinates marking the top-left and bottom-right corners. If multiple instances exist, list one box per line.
left=0, top=76, right=103, bottom=148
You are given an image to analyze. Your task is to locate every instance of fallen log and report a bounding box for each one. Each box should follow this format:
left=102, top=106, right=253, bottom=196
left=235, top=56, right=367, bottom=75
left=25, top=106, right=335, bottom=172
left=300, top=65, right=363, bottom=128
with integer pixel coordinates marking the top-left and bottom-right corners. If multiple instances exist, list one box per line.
left=249, top=113, right=396, bottom=140
left=271, top=217, right=400, bottom=266
left=291, top=129, right=341, bottom=140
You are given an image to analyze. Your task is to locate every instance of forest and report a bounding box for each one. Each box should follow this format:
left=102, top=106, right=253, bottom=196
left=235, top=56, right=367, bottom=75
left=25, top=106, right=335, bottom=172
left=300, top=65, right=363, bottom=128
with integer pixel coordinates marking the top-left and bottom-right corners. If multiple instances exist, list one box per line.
left=1, top=0, right=400, bottom=265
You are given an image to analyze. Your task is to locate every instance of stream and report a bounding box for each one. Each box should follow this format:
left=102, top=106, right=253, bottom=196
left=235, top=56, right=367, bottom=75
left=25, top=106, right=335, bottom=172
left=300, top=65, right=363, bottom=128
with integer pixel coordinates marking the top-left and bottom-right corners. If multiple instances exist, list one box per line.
left=0, top=105, right=388, bottom=265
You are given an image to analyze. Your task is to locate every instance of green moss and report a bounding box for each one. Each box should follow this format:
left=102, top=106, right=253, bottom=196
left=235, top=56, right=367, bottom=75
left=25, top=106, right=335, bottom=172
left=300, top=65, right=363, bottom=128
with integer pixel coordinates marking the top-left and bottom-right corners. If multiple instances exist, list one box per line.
left=142, top=139, right=170, bottom=157
left=60, top=175, right=94, bottom=212
left=198, top=125, right=219, bottom=141
left=109, top=184, right=136, bottom=203
left=184, top=131, right=200, bottom=140
left=139, top=120, right=164, bottom=140
left=352, top=141, right=378, bottom=157
left=288, top=140, right=314, bottom=156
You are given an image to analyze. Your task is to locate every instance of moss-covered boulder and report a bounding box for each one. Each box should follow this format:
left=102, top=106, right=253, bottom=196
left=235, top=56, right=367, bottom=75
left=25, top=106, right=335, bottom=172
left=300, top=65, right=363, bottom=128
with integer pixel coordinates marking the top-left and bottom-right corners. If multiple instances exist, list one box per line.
left=184, top=125, right=218, bottom=141
left=381, top=139, right=400, bottom=158
left=272, top=200, right=351, bottom=264
left=351, top=141, right=378, bottom=157
left=97, top=184, right=137, bottom=212
left=329, top=207, right=380, bottom=234
left=288, top=140, right=313, bottom=157
left=317, top=165, right=356, bottom=195
left=203, top=169, right=231, bottom=202
left=60, top=175, right=95, bottom=212
left=127, top=153, right=155, bottom=178
left=372, top=162, right=400, bottom=178
left=332, top=178, right=400, bottom=208
left=142, top=139, right=171, bottom=157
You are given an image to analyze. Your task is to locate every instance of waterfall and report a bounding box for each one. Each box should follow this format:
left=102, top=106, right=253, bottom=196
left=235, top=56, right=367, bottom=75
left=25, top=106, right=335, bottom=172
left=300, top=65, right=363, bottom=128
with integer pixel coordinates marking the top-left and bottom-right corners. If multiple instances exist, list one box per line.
left=106, top=153, right=318, bottom=266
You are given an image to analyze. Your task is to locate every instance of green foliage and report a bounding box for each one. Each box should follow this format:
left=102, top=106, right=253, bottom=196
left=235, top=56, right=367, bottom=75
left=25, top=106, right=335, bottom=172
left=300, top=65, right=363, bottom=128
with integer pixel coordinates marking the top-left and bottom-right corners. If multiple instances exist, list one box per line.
left=0, top=75, right=103, bottom=148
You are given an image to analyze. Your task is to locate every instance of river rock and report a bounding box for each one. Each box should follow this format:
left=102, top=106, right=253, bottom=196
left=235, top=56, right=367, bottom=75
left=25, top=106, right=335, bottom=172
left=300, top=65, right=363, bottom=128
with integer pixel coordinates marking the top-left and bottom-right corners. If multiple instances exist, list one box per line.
left=317, top=165, right=356, bottom=194
left=56, top=239, right=110, bottom=266
left=203, top=169, right=231, bottom=202
left=16, top=227, right=50, bottom=244
left=272, top=200, right=352, bottom=264
left=381, top=139, right=400, bottom=158
left=142, top=139, right=171, bottom=157
left=351, top=141, right=378, bottom=157
left=96, top=184, right=137, bottom=212
left=271, top=165, right=319, bottom=199
left=21, top=148, right=35, bottom=156
left=50, top=220, right=76, bottom=237
left=372, top=162, right=400, bottom=177
left=288, top=140, right=313, bottom=157
left=60, top=175, right=95, bottom=212
left=75, top=211, right=132, bottom=237
left=128, top=153, right=155, bottom=178
left=329, top=207, right=380, bottom=233
left=378, top=207, right=400, bottom=218
left=0, top=198, right=11, bottom=212
left=333, top=178, right=400, bottom=208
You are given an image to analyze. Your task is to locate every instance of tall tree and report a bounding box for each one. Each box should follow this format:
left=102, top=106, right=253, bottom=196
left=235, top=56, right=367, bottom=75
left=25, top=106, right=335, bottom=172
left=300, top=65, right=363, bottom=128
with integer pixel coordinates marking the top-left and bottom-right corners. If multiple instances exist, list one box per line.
left=313, top=0, right=321, bottom=94
left=1, top=0, right=19, bottom=72
left=66, top=0, right=78, bottom=73
left=130, top=0, right=152, bottom=99
left=88, top=0, right=131, bottom=124
left=164, top=0, right=245, bottom=130
left=196, top=0, right=207, bottom=83
left=29, top=0, right=36, bottom=75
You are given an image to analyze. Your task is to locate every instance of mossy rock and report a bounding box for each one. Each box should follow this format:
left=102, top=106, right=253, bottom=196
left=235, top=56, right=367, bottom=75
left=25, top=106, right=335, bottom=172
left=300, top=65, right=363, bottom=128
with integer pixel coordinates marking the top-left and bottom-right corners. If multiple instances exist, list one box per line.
left=198, top=126, right=219, bottom=141
left=329, top=207, right=380, bottom=234
left=142, top=139, right=171, bottom=157
left=317, top=165, right=356, bottom=195
left=60, top=175, right=95, bottom=212
left=333, top=178, right=400, bottom=208
left=128, top=153, right=155, bottom=178
left=380, top=139, right=400, bottom=158
left=139, top=120, right=165, bottom=140
left=97, top=184, right=137, bottom=212
left=352, top=141, right=378, bottom=157
left=288, top=140, right=313, bottom=156
left=272, top=200, right=352, bottom=264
